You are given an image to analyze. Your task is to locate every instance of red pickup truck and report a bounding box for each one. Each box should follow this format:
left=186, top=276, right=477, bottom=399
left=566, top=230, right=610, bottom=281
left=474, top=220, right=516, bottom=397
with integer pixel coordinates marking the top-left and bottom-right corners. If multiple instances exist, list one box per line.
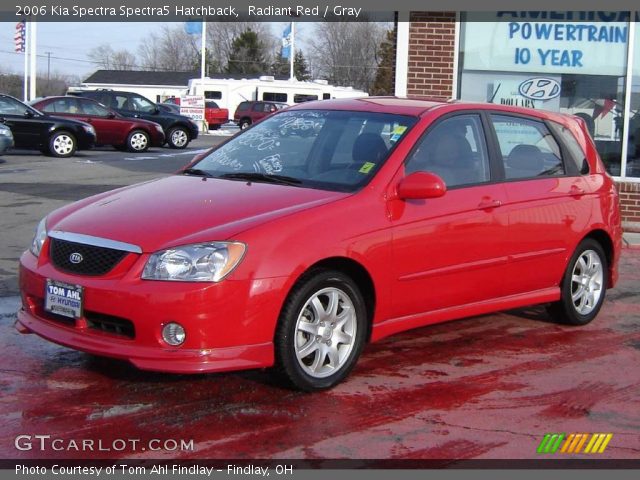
left=163, top=98, right=229, bottom=130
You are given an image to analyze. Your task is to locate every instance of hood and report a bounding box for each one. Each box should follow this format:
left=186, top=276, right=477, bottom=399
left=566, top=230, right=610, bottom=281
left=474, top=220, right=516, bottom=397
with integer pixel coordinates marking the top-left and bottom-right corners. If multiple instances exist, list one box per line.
left=48, top=175, right=349, bottom=252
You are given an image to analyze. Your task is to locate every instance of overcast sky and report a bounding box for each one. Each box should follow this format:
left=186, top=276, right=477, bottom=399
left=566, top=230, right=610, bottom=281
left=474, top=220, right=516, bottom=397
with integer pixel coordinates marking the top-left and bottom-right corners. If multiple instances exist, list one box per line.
left=0, top=22, right=296, bottom=80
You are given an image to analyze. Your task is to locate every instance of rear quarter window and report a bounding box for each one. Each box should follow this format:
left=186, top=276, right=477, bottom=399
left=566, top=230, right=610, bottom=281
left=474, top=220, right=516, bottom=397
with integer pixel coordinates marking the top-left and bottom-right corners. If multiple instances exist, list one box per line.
left=548, top=121, right=590, bottom=175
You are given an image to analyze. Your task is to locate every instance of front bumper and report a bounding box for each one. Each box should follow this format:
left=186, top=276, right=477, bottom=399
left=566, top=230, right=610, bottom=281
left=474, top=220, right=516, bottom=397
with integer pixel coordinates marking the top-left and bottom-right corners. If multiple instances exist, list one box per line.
left=0, top=135, right=14, bottom=153
left=149, top=129, right=165, bottom=147
left=17, top=249, right=285, bottom=374
left=77, top=131, right=96, bottom=150
left=189, top=124, right=199, bottom=140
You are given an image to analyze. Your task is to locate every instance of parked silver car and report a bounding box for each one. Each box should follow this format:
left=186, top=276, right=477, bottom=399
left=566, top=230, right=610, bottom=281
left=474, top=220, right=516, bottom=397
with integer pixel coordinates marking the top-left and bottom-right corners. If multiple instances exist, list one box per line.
left=0, top=123, right=14, bottom=154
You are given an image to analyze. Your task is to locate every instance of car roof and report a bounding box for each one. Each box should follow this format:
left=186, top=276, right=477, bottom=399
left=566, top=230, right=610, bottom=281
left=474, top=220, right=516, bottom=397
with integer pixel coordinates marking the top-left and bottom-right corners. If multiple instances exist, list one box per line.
left=33, top=95, right=94, bottom=102
left=286, top=96, right=577, bottom=124
left=287, top=97, right=445, bottom=116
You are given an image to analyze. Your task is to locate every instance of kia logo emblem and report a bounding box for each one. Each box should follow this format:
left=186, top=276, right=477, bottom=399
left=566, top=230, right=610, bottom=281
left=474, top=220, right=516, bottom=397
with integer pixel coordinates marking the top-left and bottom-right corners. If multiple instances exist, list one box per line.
left=69, top=253, right=83, bottom=264
left=519, top=77, right=561, bottom=101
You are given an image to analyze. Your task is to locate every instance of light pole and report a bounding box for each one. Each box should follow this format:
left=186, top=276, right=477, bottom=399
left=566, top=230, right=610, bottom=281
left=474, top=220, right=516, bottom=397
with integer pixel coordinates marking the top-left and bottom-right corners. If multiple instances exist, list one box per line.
left=45, top=51, right=52, bottom=84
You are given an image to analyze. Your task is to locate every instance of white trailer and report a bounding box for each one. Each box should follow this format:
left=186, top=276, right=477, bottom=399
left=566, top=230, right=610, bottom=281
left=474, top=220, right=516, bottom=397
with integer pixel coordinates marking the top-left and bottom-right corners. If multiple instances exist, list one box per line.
left=186, top=76, right=368, bottom=114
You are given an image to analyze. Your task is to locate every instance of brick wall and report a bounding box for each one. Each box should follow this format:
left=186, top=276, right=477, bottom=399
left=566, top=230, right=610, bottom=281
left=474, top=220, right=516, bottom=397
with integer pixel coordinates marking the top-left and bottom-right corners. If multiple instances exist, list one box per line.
left=617, top=181, right=640, bottom=231
left=407, top=11, right=456, bottom=100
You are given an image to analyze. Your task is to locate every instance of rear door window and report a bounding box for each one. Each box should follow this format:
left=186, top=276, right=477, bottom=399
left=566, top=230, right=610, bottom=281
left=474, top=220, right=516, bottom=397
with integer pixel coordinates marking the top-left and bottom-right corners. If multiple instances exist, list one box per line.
left=41, top=98, right=80, bottom=114
left=491, top=115, right=565, bottom=179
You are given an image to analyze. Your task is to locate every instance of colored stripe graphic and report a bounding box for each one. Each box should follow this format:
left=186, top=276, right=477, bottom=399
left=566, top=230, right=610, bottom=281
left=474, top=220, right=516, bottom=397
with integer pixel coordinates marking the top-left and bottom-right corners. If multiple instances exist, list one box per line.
left=537, top=433, right=565, bottom=453
left=541, top=433, right=613, bottom=454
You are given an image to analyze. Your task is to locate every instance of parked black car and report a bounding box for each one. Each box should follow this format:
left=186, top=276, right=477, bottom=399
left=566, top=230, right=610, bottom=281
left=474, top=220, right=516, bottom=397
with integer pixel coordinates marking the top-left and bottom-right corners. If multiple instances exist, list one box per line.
left=0, top=94, right=96, bottom=157
left=68, top=90, right=199, bottom=149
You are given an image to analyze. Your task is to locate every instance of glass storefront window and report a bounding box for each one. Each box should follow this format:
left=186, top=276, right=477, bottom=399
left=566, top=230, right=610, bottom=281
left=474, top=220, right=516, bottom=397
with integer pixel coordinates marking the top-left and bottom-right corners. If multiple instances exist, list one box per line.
left=458, top=13, right=634, bottom=178
left=627, top=22, right=640, bottom=177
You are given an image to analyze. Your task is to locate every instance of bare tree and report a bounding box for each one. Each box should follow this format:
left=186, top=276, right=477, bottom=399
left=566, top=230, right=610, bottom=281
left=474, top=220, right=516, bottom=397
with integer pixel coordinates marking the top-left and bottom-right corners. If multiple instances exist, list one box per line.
left=308, top=22, right=387, bottom=92
left=0, top=67, right=80, bottom=98
left=138, top=25, right=200, bottom=71
left=206, top=22, right=277, bottom=74
left=88, top=44, right=136, bottom=71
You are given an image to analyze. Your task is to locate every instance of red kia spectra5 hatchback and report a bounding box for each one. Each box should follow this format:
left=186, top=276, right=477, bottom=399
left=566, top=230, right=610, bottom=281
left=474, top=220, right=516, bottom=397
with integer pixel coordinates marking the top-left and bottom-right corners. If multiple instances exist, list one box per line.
left=17, top=98, right=622, bottom=391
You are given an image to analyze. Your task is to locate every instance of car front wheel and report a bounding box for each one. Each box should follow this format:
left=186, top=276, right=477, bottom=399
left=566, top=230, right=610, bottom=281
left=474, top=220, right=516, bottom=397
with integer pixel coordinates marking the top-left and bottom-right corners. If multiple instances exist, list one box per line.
left=547, top=239, right=608, bottom=325
left=167, top=126, right=189, bottom=149
left=126, top=130, right=150, bottom=152
left=48, top=131, right=77, bottom=158
left=239, top=119, right=251, bottom=130
left=275, top=269, right=366, bottom=391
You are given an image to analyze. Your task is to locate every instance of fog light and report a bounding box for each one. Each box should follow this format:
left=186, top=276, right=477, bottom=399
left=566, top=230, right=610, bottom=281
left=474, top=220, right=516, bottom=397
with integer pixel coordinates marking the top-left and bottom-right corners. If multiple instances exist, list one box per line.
left=162, top=322, right=186, bottom=346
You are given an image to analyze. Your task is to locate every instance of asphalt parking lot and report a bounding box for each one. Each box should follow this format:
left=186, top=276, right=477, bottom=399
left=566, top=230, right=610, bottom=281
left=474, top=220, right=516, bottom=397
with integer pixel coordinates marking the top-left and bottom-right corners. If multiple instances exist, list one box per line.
left=0, top=135, right=226, bottom=297
left=0, top=136, right=639, bottom=461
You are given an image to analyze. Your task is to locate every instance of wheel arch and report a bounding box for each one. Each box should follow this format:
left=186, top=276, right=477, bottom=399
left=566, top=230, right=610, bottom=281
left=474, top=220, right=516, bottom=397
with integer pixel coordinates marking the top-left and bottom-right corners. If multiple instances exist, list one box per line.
left=170, top=122, right=193, bottom=139
left=580, top=229, right=615, bottom=288
left=281, top=256, right=377, bottom=342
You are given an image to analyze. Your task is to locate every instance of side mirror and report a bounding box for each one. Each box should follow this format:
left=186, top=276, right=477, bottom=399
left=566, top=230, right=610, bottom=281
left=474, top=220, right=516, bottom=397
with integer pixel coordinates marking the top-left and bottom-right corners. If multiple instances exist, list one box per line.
left=153, top=107, right=160, bottom=114
left=107, top=112, right=116, bottom=119
left=24, top=109, right=34, bottom=118
left=397, top=171, right=446, bottom=200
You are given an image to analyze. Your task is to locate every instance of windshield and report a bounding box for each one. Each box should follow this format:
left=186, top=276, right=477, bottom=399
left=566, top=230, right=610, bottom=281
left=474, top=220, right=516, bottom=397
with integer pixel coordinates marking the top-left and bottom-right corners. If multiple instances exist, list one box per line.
left=191, top=109, right=417, bottom=192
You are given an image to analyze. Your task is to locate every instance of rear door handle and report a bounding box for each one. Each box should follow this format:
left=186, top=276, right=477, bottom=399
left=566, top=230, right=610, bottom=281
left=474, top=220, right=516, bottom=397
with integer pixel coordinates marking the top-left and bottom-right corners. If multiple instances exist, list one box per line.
left=477, top=199, right=502, bottom=210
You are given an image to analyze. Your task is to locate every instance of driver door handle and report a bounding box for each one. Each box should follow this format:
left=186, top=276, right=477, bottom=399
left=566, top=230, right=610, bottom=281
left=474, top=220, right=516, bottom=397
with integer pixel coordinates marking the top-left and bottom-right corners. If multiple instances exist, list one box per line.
left=477, top=198, right=502, bottom=210
left=570, top=185, right=586, bottom=196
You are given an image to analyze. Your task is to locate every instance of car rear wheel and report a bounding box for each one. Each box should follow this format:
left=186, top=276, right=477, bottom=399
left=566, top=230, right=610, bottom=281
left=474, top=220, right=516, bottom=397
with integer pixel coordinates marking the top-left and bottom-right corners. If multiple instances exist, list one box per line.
left=275, top=269, right=366, bottom=391
left=547, top=239, right=608, bottom=325
left=126, top=130, right=150, bottom=152
left=48, top=131, right=77, bottom=158
left=167, top=126, right=189, bottom=149
left=239, top=119, right=251, bottom=130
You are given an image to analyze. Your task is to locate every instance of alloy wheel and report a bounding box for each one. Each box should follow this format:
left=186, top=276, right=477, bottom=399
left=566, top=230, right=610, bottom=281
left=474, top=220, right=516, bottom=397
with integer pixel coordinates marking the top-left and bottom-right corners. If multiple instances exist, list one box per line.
left=294, top=287, right=357, bottom=378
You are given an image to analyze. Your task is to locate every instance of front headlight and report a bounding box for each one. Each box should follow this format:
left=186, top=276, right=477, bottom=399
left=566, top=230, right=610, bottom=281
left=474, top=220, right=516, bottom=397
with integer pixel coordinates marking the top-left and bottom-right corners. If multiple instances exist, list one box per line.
left=30, top=217, right=47, bottom=258
left=142, top=242, right=246, bottom=282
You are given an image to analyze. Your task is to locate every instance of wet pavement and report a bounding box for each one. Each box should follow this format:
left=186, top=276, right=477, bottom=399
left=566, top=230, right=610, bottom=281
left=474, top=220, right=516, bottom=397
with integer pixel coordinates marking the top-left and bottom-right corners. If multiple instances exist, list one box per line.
left=1, top=249, right=638, bottom=461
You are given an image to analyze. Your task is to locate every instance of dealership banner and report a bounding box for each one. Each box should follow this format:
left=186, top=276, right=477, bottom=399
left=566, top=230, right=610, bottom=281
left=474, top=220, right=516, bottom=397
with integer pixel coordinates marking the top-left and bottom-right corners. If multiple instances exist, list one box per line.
left=463, top=12, right=629, bottom=76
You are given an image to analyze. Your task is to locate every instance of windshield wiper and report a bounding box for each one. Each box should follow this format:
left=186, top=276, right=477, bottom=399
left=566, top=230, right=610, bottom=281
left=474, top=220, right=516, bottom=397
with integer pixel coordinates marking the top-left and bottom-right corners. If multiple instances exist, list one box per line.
left=218, top=172, right=302, bottom=186
left=182, top=168, right=214, bottom=178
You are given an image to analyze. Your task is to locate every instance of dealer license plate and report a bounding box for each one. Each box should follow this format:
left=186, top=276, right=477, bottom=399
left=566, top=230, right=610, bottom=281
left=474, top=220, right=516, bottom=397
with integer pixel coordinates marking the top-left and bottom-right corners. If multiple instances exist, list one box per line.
left=44, top=280, right=83, bottom=319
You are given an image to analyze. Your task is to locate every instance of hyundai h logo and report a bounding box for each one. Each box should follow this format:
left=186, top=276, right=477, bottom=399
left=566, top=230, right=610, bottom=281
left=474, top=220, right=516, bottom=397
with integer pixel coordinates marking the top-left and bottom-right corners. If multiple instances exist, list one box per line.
left=69, top=253, right=83, bottom=264
left=519, top=77, right=561, bottom=101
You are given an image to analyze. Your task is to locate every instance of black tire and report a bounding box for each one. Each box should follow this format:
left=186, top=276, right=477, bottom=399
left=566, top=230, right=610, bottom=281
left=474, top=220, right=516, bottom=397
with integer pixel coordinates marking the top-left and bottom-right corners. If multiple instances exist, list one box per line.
left=274, top=269, right=367, bottom=391
left=209, top=124, right=220, bottom=131
left=239, top=119, right=251, bottom=130
left=167, top=126, right=190, bottom=149
left=547, top=239, right=608, bottom=326
left=125, top=129, right=150, bottom=152
left=48, top=131, right=77, bottom=158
